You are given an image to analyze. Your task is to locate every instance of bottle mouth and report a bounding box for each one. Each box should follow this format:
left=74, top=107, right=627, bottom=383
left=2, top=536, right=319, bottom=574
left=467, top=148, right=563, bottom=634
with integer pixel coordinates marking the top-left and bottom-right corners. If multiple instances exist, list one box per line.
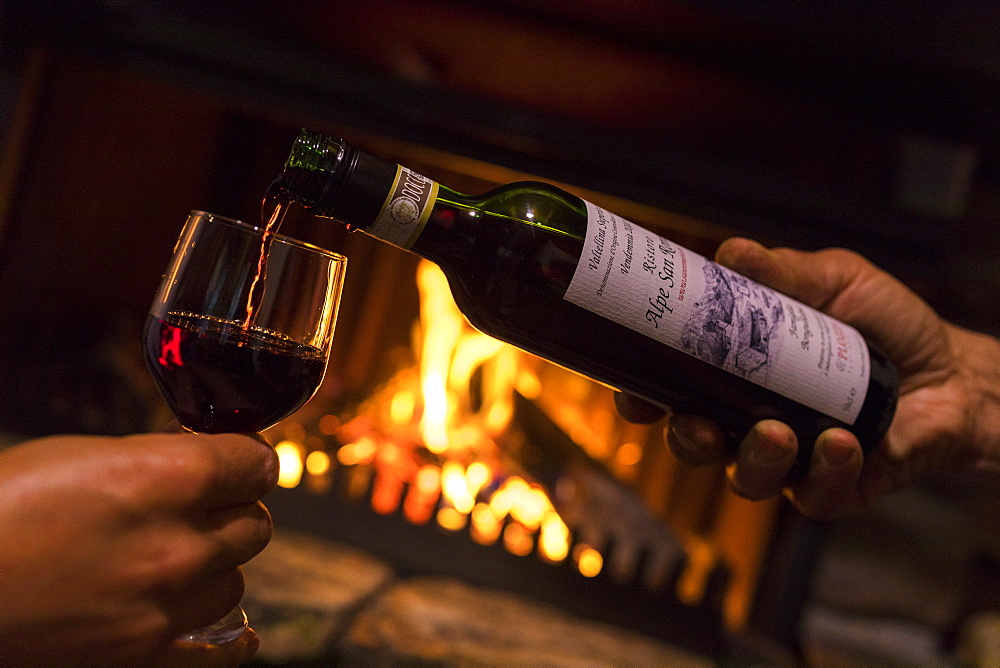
left=277, top=130, right=360, bottom=213
left=285, top=130, right=346, bottom=173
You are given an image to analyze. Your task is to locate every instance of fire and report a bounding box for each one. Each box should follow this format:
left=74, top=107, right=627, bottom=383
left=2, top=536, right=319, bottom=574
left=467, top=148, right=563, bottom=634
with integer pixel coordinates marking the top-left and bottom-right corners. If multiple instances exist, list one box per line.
left=275, top=440, right=304, bottom=488
left=574, top=544, right=604, bottom=578
left=304, top=450, right=331, bottom=476
left=276, top=260, right=588, bottom=574
left=267, top=260, right=777, bottom=630
left=416, top=260, right=463, bottom=453
left=441, top=460, right=476, bottom=514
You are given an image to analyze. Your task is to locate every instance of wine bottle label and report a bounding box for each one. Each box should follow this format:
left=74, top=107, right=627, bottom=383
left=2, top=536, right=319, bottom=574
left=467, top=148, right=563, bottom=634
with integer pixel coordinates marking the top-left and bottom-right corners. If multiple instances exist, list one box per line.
left=565, top=201, right=870, bottom=425
left=369, top=166, right=439, bottom=250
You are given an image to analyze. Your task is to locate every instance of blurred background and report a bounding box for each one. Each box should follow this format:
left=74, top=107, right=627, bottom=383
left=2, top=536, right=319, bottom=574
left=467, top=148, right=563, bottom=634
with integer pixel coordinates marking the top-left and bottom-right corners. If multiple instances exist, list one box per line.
left=1, top=1, right=998, bottom=665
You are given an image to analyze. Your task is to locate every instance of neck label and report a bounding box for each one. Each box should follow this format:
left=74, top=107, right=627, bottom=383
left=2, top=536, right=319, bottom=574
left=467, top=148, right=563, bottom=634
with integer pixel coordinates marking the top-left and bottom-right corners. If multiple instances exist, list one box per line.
left=369, top=166, right=438, bottom=249
left=564, top=201, right=870, bottom=425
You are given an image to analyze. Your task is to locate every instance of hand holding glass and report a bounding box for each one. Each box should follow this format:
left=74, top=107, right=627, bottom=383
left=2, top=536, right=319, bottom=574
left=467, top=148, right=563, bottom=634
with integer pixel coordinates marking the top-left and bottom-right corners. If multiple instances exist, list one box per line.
left=143, top=210, right=346, bottom=642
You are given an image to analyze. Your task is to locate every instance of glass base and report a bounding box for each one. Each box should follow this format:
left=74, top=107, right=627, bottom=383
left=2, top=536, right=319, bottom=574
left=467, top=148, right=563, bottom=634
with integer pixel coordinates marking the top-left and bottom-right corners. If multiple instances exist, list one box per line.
left=175, top=606, right=248, bottom=645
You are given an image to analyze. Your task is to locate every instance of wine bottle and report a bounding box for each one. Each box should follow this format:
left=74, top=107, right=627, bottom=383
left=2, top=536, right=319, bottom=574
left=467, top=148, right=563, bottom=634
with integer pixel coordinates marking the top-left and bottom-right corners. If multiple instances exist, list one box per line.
left=271, top=130, right=898, bottom=468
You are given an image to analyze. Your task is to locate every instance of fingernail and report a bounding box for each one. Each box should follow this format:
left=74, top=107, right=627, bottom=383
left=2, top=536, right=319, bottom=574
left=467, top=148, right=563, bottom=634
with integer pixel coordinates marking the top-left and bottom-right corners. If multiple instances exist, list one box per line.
left=745, top=421, right=794, bottom=465
left=669, top=423, right=704, bottom=456
left=821, top=436, right=858, bottom=467
left=750, top=435, right=790, bottom=465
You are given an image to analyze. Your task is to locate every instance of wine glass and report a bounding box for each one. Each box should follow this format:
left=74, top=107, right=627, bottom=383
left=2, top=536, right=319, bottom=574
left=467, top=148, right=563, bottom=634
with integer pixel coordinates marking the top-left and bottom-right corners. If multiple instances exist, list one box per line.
left=142, top=210, right=346, bottom=643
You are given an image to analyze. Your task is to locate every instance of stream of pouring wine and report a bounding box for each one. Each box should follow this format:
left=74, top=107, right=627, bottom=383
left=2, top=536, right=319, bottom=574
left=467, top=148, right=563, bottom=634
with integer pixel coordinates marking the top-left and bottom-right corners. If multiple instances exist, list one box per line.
left=242, top=193, right=290, bottom=331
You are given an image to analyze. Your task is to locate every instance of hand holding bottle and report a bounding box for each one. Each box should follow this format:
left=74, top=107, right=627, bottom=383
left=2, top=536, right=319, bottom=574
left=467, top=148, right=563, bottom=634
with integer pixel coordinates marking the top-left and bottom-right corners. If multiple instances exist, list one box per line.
left=618, top=237, right=1000, bottom=519
left=0, top=431, right=277, bottom=666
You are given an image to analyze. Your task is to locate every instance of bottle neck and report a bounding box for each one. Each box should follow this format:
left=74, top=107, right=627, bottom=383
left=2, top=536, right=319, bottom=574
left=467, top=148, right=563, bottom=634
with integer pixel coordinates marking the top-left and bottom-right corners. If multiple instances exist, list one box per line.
left=282, top=137, right=439, bottom=250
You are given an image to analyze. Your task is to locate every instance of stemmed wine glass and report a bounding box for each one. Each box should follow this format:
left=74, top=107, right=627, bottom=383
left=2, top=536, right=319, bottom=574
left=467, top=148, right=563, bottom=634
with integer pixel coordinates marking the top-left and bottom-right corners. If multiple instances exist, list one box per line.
left=142, top=210, right=346, bottom=643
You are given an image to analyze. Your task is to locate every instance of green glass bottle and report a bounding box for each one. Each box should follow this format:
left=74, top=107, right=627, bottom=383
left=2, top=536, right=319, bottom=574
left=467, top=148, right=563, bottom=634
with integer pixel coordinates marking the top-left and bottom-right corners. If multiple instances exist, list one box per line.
left=271, top=130, right=898, bottom=467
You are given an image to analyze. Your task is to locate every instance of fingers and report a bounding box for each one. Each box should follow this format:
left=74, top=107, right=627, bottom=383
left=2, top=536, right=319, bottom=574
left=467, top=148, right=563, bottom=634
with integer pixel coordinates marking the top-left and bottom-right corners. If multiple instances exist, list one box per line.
left=143, top=502, right=269, bottom=656
left=133, top=432, right=279, bottom=511
left=152, top=501, right=270, bottom=601
left=196, top=434, right=280, bottom=509
left=666, top=413, right=727, bottom=466
left=727, top=420, right=798, bottom=500
left=726, top=424, right=863, bottom=519
left=669, top=414, right=865, bottom=519
left=198, top=501, right=273, bottom=574
left=789, top=429, right=864, bottom=519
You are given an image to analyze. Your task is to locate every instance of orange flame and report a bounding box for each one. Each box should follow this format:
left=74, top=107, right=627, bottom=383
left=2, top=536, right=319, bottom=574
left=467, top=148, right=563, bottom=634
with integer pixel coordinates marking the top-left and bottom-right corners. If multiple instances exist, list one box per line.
left=283, top=260, right=579, bottom=573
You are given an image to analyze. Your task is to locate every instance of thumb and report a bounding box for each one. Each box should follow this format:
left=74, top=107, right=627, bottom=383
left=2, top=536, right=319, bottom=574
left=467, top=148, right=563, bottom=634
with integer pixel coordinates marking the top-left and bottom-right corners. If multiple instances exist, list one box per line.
left=713, top=237, right=940, bottom=367
left=713, top=237, right=864, bottom=310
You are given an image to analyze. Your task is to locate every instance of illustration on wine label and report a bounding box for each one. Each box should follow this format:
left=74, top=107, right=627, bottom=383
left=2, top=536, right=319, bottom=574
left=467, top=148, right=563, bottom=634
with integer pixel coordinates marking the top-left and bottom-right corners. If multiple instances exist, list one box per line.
left=566, top=201, right=870, bottom=425
left=681, top=261, right=786, bottom=381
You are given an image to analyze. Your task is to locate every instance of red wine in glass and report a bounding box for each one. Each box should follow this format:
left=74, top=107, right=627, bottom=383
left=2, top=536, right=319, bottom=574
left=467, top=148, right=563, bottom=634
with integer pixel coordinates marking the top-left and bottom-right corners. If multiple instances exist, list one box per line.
left=144, top=311, right=327, bottom=433
left=144, top=210, right=344, bottom=436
